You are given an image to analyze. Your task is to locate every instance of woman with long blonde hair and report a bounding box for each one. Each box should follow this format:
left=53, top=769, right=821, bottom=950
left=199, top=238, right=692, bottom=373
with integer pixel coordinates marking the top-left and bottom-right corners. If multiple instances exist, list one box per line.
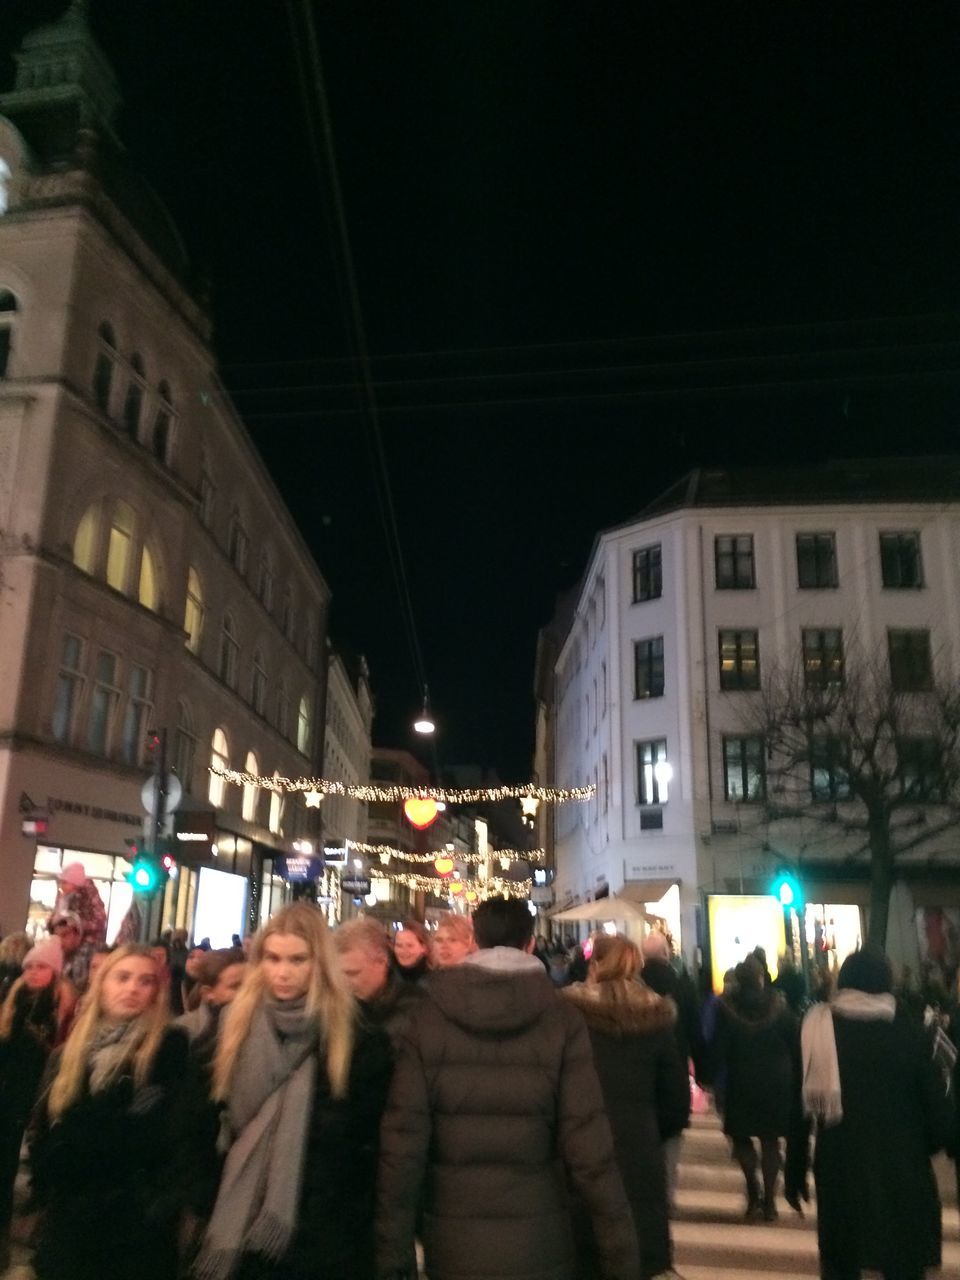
left=194, top=902, right=392, bottom=1280
left=29, top=944, right=191, bottom=1280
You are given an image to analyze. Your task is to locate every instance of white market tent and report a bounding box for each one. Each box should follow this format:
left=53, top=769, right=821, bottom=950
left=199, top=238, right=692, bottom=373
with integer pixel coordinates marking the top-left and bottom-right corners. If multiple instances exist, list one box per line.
left=550, top=894, right=655, bottom=925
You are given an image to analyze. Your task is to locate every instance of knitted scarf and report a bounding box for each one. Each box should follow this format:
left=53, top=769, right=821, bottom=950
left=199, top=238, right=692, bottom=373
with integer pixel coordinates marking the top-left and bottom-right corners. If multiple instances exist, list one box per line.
left=193, top=997, right=319, bottom=1280
left=801, top=989, right=896, bottom=1126
left=88, top=1016, right=151, bottom=1095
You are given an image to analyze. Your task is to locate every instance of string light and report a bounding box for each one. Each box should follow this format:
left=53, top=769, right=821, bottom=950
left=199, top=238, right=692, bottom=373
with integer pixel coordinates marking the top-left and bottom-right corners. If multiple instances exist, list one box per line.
left=208, top=768, right=593, bottom=805
left=347, top=842, right=546, bottom=865
left=380, top=868, right=532, bottom=899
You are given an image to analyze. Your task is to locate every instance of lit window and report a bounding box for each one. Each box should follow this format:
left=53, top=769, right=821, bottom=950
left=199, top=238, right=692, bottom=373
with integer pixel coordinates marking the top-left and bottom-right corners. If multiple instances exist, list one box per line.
left=73, top=504, right=100, bottom=574
left=106, top=502, right=135, bottom=593
left=803, top=628, right=844, bottom=688
left=719, top=629, right=760, bottom=691
left=636, top=739, right=669, bottom=805
left=0, top=287, right=17, bottom=379
left=297, top=696, right=311, bottom=754
left=723, top=736, right=766, bottom=801
left=209, top=728, right=229, bottom=807
left=138, top=545, right=158, bottom=611
left=184, top=568, right=204, bottom=653
left=242, top=751, right=260, bottom=822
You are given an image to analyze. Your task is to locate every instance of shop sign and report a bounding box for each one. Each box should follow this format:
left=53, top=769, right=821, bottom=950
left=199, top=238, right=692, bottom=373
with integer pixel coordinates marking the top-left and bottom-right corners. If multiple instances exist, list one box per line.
left=275, top=854, right=325, bottom=883
left=341, top=875, right=372, bottom=896
left=47, top=796, right=140, bottom=827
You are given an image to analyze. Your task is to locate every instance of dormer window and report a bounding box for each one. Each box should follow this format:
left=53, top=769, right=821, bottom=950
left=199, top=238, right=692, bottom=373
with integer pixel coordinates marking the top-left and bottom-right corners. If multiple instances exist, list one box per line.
left=0, top=288, right=18, bottom=379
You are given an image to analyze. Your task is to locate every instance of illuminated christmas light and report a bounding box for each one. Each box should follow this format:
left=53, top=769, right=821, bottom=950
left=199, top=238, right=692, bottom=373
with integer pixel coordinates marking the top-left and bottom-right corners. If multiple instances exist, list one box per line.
left=347, top=842, right=546, bottom=864
left=208, top=768, right=593, bottom=805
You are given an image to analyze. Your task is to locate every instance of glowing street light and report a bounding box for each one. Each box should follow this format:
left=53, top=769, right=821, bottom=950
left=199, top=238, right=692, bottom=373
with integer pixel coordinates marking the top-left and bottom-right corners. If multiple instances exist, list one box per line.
left=413, top=684, right=435, bottom=735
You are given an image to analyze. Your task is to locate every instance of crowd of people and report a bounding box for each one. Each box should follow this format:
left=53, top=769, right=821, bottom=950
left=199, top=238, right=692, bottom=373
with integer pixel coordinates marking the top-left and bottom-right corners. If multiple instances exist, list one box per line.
left=0, top=877, right=956, bottom=1280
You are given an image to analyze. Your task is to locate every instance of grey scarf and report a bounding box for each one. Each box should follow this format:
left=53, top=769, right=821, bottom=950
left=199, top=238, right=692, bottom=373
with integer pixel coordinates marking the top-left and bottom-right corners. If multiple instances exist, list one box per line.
left=88, top=1017, right=150, bottom=1095
left=193, top=998, right=319, bottom=1280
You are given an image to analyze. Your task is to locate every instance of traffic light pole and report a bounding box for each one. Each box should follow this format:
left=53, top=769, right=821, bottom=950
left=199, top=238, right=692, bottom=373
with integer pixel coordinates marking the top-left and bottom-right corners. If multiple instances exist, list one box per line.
left=140, top=728, right=168, bottom=943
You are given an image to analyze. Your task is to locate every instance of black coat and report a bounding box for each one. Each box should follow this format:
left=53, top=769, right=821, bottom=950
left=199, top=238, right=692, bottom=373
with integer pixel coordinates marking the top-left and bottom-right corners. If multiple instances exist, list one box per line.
left=0, top=985, right=59, bottom=1130
left=640, top=958, right=703, bottom=1078
left=30, top=1027, right=194, bottom=1280
left=563, top=981, right=690, bottom=1280
left=813, top=1010, right=951, bottom=1275
left=713, top=988, right=798, bottom=1140
left=361, top=968, right=426, bottom=1054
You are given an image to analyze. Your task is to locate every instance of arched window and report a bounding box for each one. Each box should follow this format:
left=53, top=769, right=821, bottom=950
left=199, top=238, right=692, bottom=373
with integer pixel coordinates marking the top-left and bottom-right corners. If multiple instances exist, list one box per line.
left=219, top=613, right=239, bottom=688
left=93, top=322, right=115, bottom=413
left=0, top=287, right=17, bottom=379
left=138, top=544, right=159, bottom=611
left=72, top=503, right=100, bottom=574
left=105, top=501, right=135, bottom=593
left=122, top=354, right=145, bottom=439
left=184, top=567, right=204, bottom=653
left=209, top=727, right=229, bottom=807
left=268, top=772, right=284, bottom=835
left=251, top=649, right=267, bottom=716
left=152, top=381, right=173, bottom=464
left=174, top=699, right=196, bottom=793
left=242, top=750, right=260, bottom=822
left=297, top=695, right=311, bottom=754
left=276, top=678, right=289, bottom=739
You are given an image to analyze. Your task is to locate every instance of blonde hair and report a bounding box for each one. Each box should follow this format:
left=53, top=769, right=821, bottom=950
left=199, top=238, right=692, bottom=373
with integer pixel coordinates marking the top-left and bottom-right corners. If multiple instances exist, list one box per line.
left=213, top=903, right=354, bottom=1101
left=47, top=945, right=169, bottom=1121
left=0, top=932, right=31, bottom=969
left=589, top=933, right=643, bottom=1002
left=435, top=916, right=475, bottom=946
left=0, top=975, right=72, bottom=1043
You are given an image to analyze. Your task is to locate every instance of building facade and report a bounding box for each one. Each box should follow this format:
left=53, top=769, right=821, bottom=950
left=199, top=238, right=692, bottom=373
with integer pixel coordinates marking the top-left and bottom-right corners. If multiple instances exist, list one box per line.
left=0, top=9, right=329, bottom=942
left=550, top=461, right=960, bottom=979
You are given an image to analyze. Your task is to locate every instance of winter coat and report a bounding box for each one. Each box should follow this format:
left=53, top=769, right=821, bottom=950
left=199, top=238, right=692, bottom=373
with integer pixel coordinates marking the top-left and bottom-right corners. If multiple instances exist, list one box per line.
left=812, top=1010, right=951, bottom=1276
left=563, top=981, right=689, bottom=1280
left=640, top=958, right=703, bottom=1080
left=713, top=987, right=798, bottom=1140
left=361, top=968, right=426, bottom=1054
left=53, top=881, right=107, bottom=948
left=29, top=1026, right=195, bottom=1280
left=0, top=985, right=61, bottom=1131
left=376, top=947, right=641, bottom=1280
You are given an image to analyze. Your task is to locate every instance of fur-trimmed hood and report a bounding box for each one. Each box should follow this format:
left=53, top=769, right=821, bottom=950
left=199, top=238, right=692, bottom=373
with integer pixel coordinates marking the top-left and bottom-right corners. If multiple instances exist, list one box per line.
left=563, top=979, right=677, bottom=1036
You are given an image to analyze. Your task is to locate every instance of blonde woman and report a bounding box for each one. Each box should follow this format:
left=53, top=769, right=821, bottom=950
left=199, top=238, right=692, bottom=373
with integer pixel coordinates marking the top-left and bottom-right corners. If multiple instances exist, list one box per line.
left=29, top=945, right=191, bottom=1280
left=194, top=903, right=392, bottom=1280
left=433, top=915, right=476, bottom=968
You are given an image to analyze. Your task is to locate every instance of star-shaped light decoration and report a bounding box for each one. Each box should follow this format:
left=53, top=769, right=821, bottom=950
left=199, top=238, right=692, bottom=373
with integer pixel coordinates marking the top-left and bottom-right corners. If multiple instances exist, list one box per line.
left=520, top=795, right=540, bottom=819
left=304, top=789, right=323, bottom=809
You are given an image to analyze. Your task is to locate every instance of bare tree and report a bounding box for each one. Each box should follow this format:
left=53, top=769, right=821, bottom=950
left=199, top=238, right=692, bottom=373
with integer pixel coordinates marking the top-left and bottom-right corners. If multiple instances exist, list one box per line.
left=747, top=651, right=960, bottom=948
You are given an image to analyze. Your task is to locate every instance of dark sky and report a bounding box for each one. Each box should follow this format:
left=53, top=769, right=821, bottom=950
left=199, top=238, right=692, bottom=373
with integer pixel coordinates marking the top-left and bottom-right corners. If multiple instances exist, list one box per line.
left=4, top=2, right=960, bottom=778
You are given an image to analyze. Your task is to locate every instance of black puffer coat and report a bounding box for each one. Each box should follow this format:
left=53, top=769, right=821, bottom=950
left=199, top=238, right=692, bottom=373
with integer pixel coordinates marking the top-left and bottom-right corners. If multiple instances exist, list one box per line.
left=563, top=981, right=689, bottom=1279
left=713, top=987, right=798, bottom=1140
left=376, top=950, right=640, bottom=1280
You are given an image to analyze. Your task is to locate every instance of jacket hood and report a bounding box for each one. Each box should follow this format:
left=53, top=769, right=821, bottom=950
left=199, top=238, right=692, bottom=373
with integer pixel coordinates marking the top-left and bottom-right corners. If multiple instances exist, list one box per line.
left=427, top=959, right=556, bottom=1034
left=722, top=985, right=787, bottom=1028
left=564, top=980, right=677, bottom=1036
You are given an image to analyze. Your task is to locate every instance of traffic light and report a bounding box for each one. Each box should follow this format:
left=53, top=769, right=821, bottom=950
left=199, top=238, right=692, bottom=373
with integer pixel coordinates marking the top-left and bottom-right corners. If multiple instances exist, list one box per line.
left=772, top=868, right=801, bottom=908
left=124, top=841, right=169, bottom=895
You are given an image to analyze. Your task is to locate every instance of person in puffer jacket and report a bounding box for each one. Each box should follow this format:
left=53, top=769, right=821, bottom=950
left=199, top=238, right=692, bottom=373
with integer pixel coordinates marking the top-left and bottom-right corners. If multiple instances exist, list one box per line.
left=376, top=896, right=640, bottom=1280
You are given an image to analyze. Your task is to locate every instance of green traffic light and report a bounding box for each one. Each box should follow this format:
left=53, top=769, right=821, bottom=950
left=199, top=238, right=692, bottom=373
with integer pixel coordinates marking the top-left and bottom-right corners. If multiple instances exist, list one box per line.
left=778, top=880, right=795, bottom=907
left=772, top=869, right=800, bottom=907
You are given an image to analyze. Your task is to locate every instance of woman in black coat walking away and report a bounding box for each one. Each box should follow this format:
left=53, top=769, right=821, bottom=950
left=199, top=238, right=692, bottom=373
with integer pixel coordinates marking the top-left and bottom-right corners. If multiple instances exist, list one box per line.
left=192, top=902, right=393, bottom=1280
left=564, top=933, right=690, bottom=1279
left=799, top=947, right=951, bottom=1280
left=713, top=953, right=799, bottom=1221
left=29, top=944, right=192, bottom=1280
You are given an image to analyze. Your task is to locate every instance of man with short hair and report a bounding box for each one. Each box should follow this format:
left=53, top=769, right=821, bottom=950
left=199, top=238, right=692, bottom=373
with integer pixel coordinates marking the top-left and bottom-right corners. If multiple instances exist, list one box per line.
left=335, top=919, right=423, bottom=1050
left=376, top=896, right=640, bottom=1280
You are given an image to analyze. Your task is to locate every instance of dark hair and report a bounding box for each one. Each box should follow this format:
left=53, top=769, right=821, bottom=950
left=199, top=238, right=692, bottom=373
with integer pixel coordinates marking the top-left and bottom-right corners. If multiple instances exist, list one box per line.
left=838, top=946, right=892, bottom=995
left=197, top=947, right=246, bottom=989
left=472, top=896, right=534, bottom=951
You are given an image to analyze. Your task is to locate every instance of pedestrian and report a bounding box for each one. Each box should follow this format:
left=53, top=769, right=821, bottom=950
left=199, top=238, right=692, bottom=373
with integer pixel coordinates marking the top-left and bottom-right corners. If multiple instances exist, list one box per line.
left=334, top=919, right=424, bottom=1053
left=192, top=902, right=392, bottom=1280
left=46, top=911, right=89, bottom=994
left=176, top=948, right=247, bottom=1051
left=0, top=933, right=31, bottom=1001
left=0, top=937, right=72, bottom=1271
left=798, top=947, right=951, bottom=1280
left=564, top=933, right=690, bottom=1280
left=432, top=915, right=476, bottom=968
left=29, top=944, right=192, bottom=1280
left=392, top=921, right=432, bottom=983
left=773, top=952, right=807, bottom=1014
left=713, top=954, right=799, bottom=1221
left=48, top=863, right=107, bottom=949
left=376, top=895, right=640, bottom=1280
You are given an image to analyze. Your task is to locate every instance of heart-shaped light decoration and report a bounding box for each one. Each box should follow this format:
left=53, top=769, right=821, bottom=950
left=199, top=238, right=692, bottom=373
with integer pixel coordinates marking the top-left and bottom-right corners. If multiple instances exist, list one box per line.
left=434, top=856, right=454, bottom=876
left=465, top=890, right=478, bottom=904
left=450, top=881, right=465, bottom=896
left=404, top=797, right=439, bottom=829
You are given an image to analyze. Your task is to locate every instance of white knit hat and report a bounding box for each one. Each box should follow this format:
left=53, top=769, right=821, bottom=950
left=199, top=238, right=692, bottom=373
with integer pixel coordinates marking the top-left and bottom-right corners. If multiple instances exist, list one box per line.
left=22, top=935, right=63, bottom=975
left=59, top=862, right=88, bottom=888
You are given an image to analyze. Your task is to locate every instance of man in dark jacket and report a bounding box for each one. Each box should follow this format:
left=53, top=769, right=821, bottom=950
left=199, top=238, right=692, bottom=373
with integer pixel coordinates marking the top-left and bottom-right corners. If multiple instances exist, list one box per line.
left=376, top=896, right=640, bottom=1280
left=335, top=919, right=424, bottom=1052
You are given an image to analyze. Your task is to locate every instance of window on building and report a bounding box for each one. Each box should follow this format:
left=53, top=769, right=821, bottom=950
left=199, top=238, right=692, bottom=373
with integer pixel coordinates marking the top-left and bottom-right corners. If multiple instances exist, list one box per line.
left=122, top=354, right=145, bottom=439
left=86, top=650, right=120, bottom=755
left=723, top=735, right=766, bottom=801
left=105, top=501, right=135, bottom=593
left=228, top=514, right=249, bottom=576
left=802, top=628, right=844, bottom=687
left=282, top=590, right=296, bottom=642
left=174, top=699, right=196, bottom=792
left=276, top=680, right=289, bottom=738
left=888, top=629, right=933, bottom=692
left=0, top=288, right=17, bottom=379
left=715, top=534, right=756, bottom=589
left=719, top=629, right=760, bottom=691
left=880, top=532, right=923, bottom=589
left=184, top=568, right=204, bottom=654
left=152, top=382, right=173, bottom=464
left=209, top=728, right=229, bottom=807
left=897, top=737, right=944, bottom=803
left=199, top=472, right=215, bottom=527
left=796, top=533, right=838, bottom=589
left=52, top=633, right=84, bottom=743
left=219, top=614, right=239, bottom=688
left=636, top=738, right=669, bottom=805
left=138, top=545, right=159, bottom=612
left=810, top=736, right=851, bottom=802
left=72, top=503, right=100, bottom=575
left=257, top=555, right=273, bottom=611
left=632, top=544, right=662, bottom=603
left=93, top=322, right=116, bottom=413
left=251, top=650, right=267, bottom=716
left=242, top=751, right=260, bottom=822
left=119, top=664, right=152, bottom=765
left=269, top=773, right=284, bottom=834
left=634, top=636, right=665, bottom=699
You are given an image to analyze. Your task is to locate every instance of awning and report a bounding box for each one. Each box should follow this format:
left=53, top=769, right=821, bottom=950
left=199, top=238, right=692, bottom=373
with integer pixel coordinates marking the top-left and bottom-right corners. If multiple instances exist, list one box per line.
left=550, top=894, right=655, bottom=925
left=620, top=879, right=678, bottom=906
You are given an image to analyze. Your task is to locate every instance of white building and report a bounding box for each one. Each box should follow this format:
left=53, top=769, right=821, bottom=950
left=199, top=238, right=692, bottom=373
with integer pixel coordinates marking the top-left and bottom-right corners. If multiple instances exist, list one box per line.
left=321, top=648, right=373, bottom=919
left=552, top=461, right=960, bottom=977
left=0, top=8, right=329, bottom=942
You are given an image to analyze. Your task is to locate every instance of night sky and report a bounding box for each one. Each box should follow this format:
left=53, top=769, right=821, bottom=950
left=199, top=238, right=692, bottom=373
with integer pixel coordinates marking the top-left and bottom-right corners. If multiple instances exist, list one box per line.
left=3, top=2, right=960, bottom=779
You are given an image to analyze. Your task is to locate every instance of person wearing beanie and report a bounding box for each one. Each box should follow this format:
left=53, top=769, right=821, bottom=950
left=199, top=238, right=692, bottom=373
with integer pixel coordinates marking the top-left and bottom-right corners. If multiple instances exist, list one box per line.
left=796, top=945, right=951, bottom=1280
left=49, top=862, right=107, bottom=951
left=47, top=910, right=91, bottom=995
left=0, top=936, right=74, bottom=1267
